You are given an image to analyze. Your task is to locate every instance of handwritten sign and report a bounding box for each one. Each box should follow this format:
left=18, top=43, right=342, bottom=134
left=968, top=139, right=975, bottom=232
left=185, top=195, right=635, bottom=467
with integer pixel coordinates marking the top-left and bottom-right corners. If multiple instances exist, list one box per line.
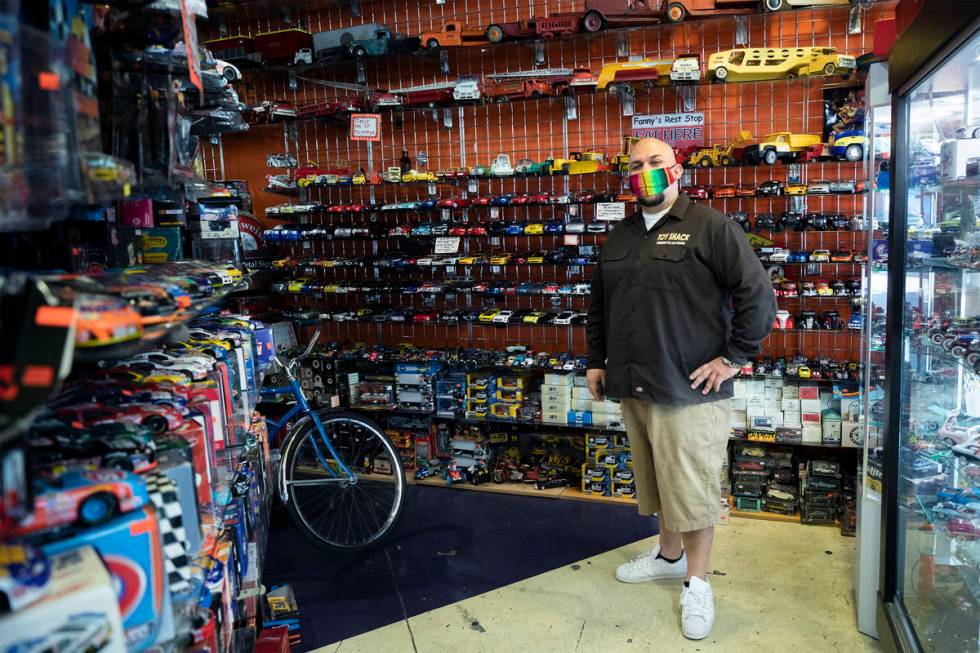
left=349, top=113, right=382, bottom=141
left=434, top=237, right=460, bottom=254
left=595, top=202, right=626, bottom=221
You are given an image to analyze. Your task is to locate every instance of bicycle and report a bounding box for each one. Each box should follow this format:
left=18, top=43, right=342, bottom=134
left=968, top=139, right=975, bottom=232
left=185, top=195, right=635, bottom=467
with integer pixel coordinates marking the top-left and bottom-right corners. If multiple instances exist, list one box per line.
left=263, top=328, right=405, bottom=552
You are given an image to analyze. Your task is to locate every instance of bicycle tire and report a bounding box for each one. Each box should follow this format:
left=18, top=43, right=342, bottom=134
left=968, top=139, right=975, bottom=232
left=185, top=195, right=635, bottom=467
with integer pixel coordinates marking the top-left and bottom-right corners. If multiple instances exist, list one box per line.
left=280, top=410, right=405, bottom=552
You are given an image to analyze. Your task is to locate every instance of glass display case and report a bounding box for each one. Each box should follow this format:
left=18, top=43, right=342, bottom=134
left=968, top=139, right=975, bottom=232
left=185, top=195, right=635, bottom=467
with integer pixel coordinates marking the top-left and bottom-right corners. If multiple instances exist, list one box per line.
left=879, top=17, right=980, bottom=653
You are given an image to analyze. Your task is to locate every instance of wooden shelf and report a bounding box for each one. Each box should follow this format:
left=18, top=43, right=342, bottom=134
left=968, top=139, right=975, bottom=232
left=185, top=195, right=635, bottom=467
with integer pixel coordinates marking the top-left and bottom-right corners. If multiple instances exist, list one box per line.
left=414, top=475, right=565, bottom=499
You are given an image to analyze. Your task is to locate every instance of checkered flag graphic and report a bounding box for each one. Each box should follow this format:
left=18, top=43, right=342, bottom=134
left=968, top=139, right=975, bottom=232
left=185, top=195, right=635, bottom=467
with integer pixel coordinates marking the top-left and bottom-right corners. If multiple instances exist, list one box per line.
left=145, top=471, right=193, bottom=595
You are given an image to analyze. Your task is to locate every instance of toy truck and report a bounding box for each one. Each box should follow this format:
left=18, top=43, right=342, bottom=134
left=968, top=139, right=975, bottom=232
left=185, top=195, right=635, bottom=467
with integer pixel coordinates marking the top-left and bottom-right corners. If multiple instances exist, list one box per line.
left=404, top=87, right=454, bottom=108
left=564, top=151, right=607, bottom=174
left=254, top=29, right=314, bottom=64
left=612, top=135, right=640, bottom=171
left=596, top=59, right=673, bottom=94
left=347, top=27, right=420, bottom=58
left=486, top=78, right=562, bottom=102
left=669, top=54, right=701, bottom=82
left=312, top=23, right=385, bottom=62
left=581, top=0, right=667, bottom=32
left=661, top=0, right=758, bottom=22
left=743, top=132, right=823, bottom=165
left=484, top=16, right=580, bottom=43
left=419, top=23, right=489, bottom=49
left=687, top=131, right=752, bottom=167
left=205, top=36, right=260, bottom=64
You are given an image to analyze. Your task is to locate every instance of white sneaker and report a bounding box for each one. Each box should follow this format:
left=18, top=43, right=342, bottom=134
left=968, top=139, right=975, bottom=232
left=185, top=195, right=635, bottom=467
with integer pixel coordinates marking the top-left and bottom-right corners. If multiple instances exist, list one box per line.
left=680, top=576, right=715, bottom=640
left=615, top=544, right=688, bottom=583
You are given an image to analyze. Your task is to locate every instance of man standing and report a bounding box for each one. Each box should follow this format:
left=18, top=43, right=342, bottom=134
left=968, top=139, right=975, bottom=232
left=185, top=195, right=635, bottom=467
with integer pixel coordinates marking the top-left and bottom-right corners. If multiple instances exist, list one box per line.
left=586, top=138, right=776, bottom=640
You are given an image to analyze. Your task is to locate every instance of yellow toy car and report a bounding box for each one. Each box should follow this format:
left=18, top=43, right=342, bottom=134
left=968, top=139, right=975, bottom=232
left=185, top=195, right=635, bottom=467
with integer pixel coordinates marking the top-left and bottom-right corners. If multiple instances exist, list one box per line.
left=798, top=366, right=811, bottom=379
left=527, top=253, right=545, bottom=264
left=352, top=172, right=367, bottom=185
left=414, top=171, right=437, bottom=182
left=785, top=183, right=808, bottom=195
left=524, top=223, right=545, bottom=235
left=287, top=278, right=309, bottom=293
left=458, top=255, right=483, bottom=265
left=490, top=254, right=511, bottom=265
left=479, top=309, right=501, bottom=323
left=708, top=47, right=856, bottom=83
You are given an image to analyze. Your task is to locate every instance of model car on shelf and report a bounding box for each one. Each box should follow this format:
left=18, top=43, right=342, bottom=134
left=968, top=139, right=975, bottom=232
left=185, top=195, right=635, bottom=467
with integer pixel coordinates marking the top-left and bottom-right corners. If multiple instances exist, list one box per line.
left=827, top=129, right=866, bottom=162
left=484, top=16, right=580, bottom=43
left=785, top=183, right=808, bottom=195
left=596, top=59, right=670, bottom=94
left=708, top=46, right=856, bottom=82
left=830, top=250, right=855, bottom=262
left=684, top=185, right=710, bottom=199
left=757, top=180, right=784, bottom=196
left=13, top=469, right=149, bottom=537
left=810, top=249, right=832, bottom=262
left=420, top=23, right=488, bottom=49
left=829, top=180, right=859, bottom=193
left=807, top=180, right=832, bottom=194
left=713, top=185, right=737, bottom=198
left=686, top=131, right=752, bottom=167
left=582, top=0, right=667, bottom=32
left=744, top=132, right=823, bottom=165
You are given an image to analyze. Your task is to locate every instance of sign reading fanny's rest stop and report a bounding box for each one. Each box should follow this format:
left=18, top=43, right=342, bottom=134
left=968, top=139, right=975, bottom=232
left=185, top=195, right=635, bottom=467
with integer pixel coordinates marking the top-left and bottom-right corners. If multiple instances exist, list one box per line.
left=631, top=113, right=705, bottom=149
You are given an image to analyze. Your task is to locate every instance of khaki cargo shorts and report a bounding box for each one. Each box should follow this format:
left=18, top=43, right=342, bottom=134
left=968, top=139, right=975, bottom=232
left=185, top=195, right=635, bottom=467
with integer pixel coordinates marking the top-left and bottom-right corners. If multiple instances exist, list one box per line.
left=620, top=397, right=731, bottom=532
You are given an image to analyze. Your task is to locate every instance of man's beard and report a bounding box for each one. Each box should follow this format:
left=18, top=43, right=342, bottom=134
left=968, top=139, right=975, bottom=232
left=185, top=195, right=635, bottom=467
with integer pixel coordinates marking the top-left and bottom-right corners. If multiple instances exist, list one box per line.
left=637, top=192, right=666, bottom=208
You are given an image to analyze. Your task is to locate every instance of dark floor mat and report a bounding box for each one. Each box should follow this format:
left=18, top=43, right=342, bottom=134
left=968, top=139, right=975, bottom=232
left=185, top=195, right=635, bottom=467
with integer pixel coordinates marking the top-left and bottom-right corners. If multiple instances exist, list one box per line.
left=262, top=485, right=657, bottom=649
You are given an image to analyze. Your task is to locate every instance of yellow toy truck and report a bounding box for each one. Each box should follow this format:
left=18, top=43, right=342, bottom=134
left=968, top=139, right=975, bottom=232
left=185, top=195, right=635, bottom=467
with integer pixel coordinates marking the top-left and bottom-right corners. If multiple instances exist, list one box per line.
left=743, top=132, right=823, bottom=165
left=686, top=131, right=753, bottom=167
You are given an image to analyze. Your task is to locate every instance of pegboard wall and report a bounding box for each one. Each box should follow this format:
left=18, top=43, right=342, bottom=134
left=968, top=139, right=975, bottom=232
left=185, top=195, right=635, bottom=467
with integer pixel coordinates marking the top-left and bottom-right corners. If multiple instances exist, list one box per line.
left=202, top=0, right=895, bottom=363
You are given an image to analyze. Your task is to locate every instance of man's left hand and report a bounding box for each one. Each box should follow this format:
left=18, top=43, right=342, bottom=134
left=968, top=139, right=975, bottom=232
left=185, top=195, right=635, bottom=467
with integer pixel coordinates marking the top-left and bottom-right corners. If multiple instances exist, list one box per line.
left=689, top=357, right=739, bottom=395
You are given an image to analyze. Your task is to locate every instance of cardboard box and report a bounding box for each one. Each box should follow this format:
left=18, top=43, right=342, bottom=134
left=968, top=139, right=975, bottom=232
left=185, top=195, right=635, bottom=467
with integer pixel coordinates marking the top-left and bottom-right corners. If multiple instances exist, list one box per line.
left=731, top=397, right=747, bottom=411
left=541, top=384, right=572, bottom=396
left=732, top=379, right=745, bottom=398
left=802, top=424, right=822, bottom=444
left=822, top=410, right=842, bottom=445
left=798, top=385, right=820, bottom=400
left=731, top=410, right=748, bottom=428
left=783, top=410, right=802, bottom=427
left=764, top=387, right=782, bottom=400
left=544, top=373, right=574, bottom=386
left=542, top=411, right=567, bottom=424
left=121, top=198, right=154, bottom=227
left=781, top=398, right=801, bottom=412
left=140, top=227, right=184, bottom=263
left=801, top=399, right=822, bottom=413
left=43, top=506, right=167, bottom=650
left=570, top=399, right=594, bottom=412
left=571, top=387, right=594, bottom=401
left=802, top=411, right=822, bottom=425
left=782, top=385, right=800, bottom=399
left=0, top=546, right=127, bottom=653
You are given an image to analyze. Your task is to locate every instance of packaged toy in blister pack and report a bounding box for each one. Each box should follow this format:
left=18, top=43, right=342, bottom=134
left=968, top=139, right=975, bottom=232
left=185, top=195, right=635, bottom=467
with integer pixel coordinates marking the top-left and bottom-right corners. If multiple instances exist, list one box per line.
left=0, top=2, right=28, bottom=230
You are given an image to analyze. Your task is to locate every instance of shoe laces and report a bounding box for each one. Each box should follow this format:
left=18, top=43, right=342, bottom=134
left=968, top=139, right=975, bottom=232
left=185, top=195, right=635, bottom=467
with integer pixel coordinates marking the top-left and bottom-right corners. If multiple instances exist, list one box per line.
left=681, top=585, right=711, bottom=620
left=627, top=549, right=657, bottom=569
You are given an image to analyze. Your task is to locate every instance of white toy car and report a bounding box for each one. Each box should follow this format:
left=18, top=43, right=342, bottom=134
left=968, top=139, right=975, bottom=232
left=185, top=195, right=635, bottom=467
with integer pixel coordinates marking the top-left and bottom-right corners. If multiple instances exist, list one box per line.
left=493, top=310, right=514, bottom=325
left=490, top=154, right=514, bottom=177
left=294, top=48, right=313, bottom=65
left=214, top=59, right=242, bottom=82
left=769, top=248, right=790, bottom=263
left=453, top=76, right=482, bottom=101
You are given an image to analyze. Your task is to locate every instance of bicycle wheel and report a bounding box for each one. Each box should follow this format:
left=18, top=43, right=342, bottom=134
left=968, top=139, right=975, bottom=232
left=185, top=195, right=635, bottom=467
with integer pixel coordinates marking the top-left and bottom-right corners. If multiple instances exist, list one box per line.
left=280, top=410, right=405, bottom=552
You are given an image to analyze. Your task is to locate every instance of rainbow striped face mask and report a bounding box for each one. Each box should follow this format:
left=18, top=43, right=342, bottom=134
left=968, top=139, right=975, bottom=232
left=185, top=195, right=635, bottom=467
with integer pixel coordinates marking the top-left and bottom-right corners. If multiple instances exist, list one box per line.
left=629, top=166, right=678, bottom=206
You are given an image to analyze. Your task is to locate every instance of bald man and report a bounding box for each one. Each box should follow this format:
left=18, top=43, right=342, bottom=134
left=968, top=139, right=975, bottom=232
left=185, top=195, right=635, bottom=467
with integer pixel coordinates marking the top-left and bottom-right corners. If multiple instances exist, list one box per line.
left=586, top=138, right=776, bottom=640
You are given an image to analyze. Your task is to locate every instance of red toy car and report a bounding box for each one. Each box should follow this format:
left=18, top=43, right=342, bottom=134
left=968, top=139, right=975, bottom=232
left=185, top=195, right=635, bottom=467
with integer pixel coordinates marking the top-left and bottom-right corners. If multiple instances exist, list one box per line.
left=467, top=226, right=487, bottom=236
left=55, top=402, right=183, bottom=435
left=528, top=192, right=551, bottom=204
left=684, top=186, right=709, bottom=199
left=510, top=194, right=531, bottom=205
left=471, top=195, right=492, bottom=206
left=449, top=226, right=468, bottom=236
left=437, top=197, right=470, bottom=209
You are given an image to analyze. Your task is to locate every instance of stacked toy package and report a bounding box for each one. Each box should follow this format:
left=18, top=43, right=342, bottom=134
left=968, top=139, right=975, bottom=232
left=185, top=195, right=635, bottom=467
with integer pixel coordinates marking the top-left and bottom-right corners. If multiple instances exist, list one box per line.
left=801, top=459, right=842, bottom=524
left=581, top=434, right=634, bottom=498
left=395, top=363, right=440, bottom=412
left=763, top=451, right=798, bottom=515
left=732, top=443, right=769, bottom=512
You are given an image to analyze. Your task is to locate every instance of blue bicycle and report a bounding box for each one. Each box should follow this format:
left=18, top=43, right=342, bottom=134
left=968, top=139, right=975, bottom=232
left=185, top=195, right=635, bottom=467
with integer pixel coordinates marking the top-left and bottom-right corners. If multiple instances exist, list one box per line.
left=264, top=329, right=405, bottom=551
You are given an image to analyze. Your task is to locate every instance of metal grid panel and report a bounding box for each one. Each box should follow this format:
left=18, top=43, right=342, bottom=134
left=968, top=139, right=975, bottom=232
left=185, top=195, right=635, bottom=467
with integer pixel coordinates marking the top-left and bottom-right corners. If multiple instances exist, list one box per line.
left=208, top=2, right=893, bottom=363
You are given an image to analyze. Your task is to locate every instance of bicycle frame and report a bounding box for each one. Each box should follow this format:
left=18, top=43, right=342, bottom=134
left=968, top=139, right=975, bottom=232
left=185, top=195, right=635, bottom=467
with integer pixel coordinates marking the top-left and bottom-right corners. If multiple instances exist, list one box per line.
left=262, top=370, right=355, bottom=482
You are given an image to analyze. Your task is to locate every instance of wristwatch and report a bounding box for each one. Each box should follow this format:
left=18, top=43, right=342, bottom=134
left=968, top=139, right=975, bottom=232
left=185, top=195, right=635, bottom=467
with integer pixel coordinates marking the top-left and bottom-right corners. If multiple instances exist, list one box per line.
left=721, top=356, right=742, bottom=370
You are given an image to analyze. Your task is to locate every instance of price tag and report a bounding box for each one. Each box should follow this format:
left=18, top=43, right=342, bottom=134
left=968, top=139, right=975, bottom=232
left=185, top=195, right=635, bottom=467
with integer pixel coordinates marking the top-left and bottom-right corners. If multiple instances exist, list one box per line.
left=564, top=235, right=580, bottom=246
left=428, top=183, right=437, bottom=195
left=446, top=266, right=456, bottom=274
left=568, top=265, right=581, bottom=274
left=490, top=207, right=500, bottom=219
left=441, top=209, right=451, bottom=221
left=596, top=202, right=626, bottom=221
left=434, top=237, right=461, bottom=254
left=303, top=241, right=311, bottom=249
left=568, top=205, right=579, bottom=217
left=492, top=265, right=501, bottom=274
left=490, top=237, right=501, bottom=246
left=468, top=179, right=478, bottom=193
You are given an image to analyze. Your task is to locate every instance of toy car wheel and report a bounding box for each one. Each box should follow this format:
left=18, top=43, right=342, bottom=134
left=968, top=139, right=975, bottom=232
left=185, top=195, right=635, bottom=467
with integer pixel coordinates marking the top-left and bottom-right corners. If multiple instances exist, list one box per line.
left=666, top=2, right=687, bottom=22
left=486, top=25, right=505, bottom=43
left=492, top=468, right=506, bottom=484
left=353, top=46, right=367, bottom=58
left=764, top=0, right=783, bottom=9
left=952, top=345, right=967, bottom=358
left=763, top=149, right=778, bottom=165
left=713, top=66, right=728, bottom=82
left=967, top=351, right=980, bottom=367
left=698, top=158, right=712, bottom=168
left=720, top=155, right=733, bottom=166
left=143, top=415, right=170, bottom=435
left=945, top=438, right=957, bottom=448
left=426, top=38, right=440, bottom=49
left=785, top=72, right=798, bottom=79
left=495, top=95, right=510, bottom=103
left=844, top=144, right=864, bottom=162
left=823, top=62, right=836, bottom=76
left=583, top=11, right=604, bottom=32
left=79, top=492, right=118, bottom=526
left=222, top=68, right=238, bottom=83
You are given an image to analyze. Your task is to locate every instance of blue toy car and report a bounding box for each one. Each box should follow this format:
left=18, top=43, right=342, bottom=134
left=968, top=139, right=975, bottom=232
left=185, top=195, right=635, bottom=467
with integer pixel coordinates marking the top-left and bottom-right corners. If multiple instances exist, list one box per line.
left=411, top=224, right=433, bottom=236
left=504, top=222, right=525, bottom=235
left=0, top=543, right=52, bottom=612
left=420, top=198, right=439, bottom=210
left=491, top=194, right=514, bottom=207
left=544, top=221, right=564, bottom=234
left=937, top=487, right=980, bottom=506
left=788, top=251, right=810, bottom=263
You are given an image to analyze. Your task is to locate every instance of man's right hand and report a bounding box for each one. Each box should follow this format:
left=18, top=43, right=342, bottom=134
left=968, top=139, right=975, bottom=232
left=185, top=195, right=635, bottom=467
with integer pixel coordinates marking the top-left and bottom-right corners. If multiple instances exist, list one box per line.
left=586, top=368, right=606, bottom=401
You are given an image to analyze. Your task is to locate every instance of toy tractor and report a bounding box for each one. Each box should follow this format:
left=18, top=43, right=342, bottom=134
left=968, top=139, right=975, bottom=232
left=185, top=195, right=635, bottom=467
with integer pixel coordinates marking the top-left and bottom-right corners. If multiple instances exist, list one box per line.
left=687, top=130, right=752, bottom=168
left=612, top=135, right=640, bottom=172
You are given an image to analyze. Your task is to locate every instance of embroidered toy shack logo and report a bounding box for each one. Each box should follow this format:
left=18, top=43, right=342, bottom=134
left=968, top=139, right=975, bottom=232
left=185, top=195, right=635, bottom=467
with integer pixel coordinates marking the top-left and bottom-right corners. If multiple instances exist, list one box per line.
left=656, top=232, right=691, bottom=246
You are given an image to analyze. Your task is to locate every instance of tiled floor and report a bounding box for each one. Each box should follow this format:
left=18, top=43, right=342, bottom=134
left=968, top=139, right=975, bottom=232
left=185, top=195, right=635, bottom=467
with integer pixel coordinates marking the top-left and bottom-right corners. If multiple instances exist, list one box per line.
left=267, top=485, right=882, bottom=653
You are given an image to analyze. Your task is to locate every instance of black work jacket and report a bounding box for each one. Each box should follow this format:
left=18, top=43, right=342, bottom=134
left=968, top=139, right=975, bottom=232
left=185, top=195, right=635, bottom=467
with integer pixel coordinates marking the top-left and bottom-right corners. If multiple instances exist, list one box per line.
left=586, top=194, right=776, bottom=404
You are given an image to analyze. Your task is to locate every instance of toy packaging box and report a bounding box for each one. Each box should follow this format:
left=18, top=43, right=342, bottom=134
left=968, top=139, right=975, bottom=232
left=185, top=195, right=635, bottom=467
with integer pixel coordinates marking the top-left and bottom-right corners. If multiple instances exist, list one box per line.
left=42, top=505, right=167, bottom=652
left=0, top=545, right=126, bottom=653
